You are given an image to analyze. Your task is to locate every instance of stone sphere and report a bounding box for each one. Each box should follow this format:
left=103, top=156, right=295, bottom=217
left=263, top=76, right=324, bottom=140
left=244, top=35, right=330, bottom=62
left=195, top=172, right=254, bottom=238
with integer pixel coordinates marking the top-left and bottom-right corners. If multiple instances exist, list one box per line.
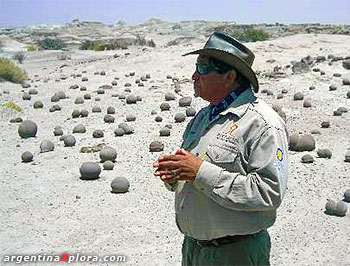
left=80, top=162, right=101, bottom=180
left=301, top=154, right=314, bottom=163
left=18, top=120, right=37, bottom=139
left=107, top=106, right=115, bottom=114
left=329, top=84, right=337, bottom=91
left=155, top=116, right=163, bottom=122
left=99, top=146, right=117, bottom=163
left=75, top=97, right=84, bottom=104
left=28, top=88, right=38, bottom=95
left=73, top=124, right=86, bottom=133
left=344, top=189, right=350, bottom=203
left=21, top=151, right=33, bottom=163
left=126, top=95, right=137, bottom=104
left=293, top=92, right=304, bottom=101
left=80, top=109, right=89, bottom=117
left=317, top=149, right=332, bottom=159
left=325, top=200, right=337, bottom=215
left=335, top=201, right=348, bottom=216
left=72, top=110, right=80, bottom=118
left=92, top=129, right=104, bottom=138
left=51, top=94, right=60, bottom=102
left=179, top=96, right=192, bottom=107
left=22, top=93, right=31, bottom=100
left=104, top=114, right=115, bottom=123
left=174, top=113, right=186, bottom=123
left=149, top=141, right=164, bottom=152
left=321, top=121, right=330, bottom=128
left=103, top=161, right=114, bottom=170
left=92, top=106, right=101, bottom=113
left=160, top=102, right=170, bottom=111
left=64, top=135, right=76, bottom=147
left=114, top=128, right=125, bottom=137
left=160, top=127, right=171, bottom=137
left=186, top=107, right=196, bottom=117
left=126, top=114, right=136, bottom=122
left=111, top=177, right=130, bottom=193
left=84, top=94, right=91, bottom=100
left=165, top=92, right=176, bottom=101
left=33, top=101, right=43, bottom=109
left=40, top=140, right=55, bottom=153
left=118, top=123, right=134, bottom=134
left=303, top=100, right=312, bottom=108
left=54, top=127, right=63, bottom=136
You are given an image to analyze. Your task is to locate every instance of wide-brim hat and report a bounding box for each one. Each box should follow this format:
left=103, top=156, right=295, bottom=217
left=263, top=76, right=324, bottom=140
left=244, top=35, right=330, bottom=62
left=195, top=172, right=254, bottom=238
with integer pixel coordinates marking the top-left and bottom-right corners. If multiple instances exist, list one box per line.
left=183, top=31, right=259, bottom=92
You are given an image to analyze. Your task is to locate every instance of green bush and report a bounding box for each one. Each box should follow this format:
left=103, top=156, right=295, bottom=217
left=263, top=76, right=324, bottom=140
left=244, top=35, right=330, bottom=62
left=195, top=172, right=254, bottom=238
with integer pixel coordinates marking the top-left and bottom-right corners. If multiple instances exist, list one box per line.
left=0, top=58, right=28, bottom=83
left=38, top=38, right=66, bottom=50
left=27, top=44, right=36, bottom=51
left=230, top=28, right=270, bottom=42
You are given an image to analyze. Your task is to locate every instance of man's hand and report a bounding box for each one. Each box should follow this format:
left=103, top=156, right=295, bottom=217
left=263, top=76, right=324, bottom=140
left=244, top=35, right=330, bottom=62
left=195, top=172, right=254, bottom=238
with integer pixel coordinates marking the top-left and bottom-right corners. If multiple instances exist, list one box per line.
left=153, top=149, right=203, bottom=182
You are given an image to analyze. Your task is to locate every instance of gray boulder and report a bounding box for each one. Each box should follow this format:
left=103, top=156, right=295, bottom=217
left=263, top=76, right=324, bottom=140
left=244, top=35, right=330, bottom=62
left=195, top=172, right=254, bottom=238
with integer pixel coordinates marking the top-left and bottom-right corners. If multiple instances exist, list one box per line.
left=40, top=140, right=54, bottom=153
left=99, top=146, right=117, bottom=163
left=64, top=135, right=76, bottom=147
left=18, top=120, right=37, bottom=138
left=21, top=151, right=33, bottom=163
left=111, top=177, right=130, bottom=193
left=80, top=162, right=101, bottom=180
left=289, top=134, right=315, bottom=152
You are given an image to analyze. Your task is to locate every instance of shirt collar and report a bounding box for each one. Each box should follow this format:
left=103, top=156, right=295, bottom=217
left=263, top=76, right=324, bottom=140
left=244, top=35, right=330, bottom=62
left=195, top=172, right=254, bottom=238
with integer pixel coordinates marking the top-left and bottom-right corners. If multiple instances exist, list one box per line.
left=208, top=87, right=256, bottom=121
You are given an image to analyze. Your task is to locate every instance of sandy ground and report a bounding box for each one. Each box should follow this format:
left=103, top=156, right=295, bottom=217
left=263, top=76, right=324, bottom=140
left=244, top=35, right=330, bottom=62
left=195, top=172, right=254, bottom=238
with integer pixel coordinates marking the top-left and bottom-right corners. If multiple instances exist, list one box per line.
left=1, top=33, right=350, bottom=265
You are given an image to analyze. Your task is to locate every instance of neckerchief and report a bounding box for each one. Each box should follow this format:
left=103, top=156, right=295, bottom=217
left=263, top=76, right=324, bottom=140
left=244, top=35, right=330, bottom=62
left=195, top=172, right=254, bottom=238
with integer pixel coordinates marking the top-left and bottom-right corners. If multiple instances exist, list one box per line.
left=209, top=84, right=251, bottom=121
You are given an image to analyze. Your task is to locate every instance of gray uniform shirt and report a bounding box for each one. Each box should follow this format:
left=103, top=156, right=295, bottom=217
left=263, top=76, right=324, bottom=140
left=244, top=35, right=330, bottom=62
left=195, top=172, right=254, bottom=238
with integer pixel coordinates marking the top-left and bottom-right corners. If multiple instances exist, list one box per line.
left=170, top=89, right=289, bottom=240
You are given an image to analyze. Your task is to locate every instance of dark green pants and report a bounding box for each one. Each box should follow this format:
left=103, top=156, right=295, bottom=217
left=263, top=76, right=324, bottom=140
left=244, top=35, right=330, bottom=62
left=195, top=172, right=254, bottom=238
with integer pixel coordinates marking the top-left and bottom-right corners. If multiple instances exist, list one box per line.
left=182, top=230, right=271, bottom=266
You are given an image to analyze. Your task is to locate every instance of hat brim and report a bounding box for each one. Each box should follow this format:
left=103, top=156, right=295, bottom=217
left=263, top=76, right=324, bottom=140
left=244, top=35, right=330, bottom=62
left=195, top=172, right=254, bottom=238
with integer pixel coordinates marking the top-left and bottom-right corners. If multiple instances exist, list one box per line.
left=183, top=48, right=259, bottom=92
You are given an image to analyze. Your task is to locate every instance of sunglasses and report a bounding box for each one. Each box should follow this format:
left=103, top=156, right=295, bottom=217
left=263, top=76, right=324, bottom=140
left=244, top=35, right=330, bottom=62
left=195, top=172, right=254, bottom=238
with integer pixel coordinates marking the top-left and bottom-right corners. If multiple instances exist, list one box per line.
left=196, top=63, right=224, bottom=75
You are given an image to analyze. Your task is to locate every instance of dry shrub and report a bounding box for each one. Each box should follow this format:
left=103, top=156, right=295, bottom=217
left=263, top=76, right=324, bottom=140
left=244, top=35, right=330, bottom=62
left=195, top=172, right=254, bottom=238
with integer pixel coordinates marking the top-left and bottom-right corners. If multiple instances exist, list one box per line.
left=0, top=58, right=28, bottom=83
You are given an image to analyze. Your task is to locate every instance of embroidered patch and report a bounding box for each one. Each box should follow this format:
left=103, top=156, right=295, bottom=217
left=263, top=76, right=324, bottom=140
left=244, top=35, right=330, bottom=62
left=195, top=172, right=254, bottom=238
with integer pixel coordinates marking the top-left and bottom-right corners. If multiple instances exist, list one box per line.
left=276, top=148, right=283, bottom=162
left=224, top=122, right=239, bottom=135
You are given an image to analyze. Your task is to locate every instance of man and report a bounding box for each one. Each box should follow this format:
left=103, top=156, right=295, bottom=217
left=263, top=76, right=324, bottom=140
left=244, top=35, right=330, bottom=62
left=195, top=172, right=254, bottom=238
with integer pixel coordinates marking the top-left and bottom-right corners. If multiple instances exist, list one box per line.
left=153, top=31, right=289, bottom=266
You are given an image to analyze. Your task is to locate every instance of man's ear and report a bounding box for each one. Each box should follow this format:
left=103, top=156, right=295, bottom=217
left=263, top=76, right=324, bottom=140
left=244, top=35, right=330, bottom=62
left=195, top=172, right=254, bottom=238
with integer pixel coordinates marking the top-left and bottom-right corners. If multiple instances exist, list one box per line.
left=220, top=69, right=236, bottom=87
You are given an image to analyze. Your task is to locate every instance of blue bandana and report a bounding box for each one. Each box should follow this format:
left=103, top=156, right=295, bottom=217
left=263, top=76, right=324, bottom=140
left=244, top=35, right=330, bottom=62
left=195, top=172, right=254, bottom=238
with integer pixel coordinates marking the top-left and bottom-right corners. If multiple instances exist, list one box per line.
left=209, top=84, right=250, bottom=121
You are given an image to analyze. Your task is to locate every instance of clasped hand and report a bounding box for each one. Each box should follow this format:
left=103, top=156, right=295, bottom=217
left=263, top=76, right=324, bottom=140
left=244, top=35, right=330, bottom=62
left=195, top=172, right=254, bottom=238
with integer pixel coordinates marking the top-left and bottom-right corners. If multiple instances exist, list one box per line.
left=153, top=148, right=203, bottom=182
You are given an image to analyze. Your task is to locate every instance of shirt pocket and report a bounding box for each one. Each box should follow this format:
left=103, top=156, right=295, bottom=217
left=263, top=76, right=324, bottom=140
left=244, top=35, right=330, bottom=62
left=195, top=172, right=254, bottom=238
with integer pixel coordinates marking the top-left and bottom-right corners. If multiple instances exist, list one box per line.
left=206, top=143, right=239, bottom=164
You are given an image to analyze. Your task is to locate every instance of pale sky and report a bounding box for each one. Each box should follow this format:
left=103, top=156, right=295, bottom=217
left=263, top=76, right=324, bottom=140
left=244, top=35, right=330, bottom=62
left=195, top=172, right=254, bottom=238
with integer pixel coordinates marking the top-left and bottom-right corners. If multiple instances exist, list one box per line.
left=0, top=0, right=349, bottom=28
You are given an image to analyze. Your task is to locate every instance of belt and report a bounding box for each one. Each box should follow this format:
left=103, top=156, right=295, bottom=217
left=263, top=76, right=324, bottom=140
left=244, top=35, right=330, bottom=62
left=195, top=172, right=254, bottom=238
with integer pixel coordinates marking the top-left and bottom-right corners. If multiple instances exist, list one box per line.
left=189, top=231, right=262, bottom=248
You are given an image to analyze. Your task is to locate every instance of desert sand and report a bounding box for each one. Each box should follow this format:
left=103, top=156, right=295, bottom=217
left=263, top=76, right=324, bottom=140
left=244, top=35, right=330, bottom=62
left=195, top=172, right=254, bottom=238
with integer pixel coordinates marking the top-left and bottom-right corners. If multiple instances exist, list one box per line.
left=1, top=21, right=350, bottom=265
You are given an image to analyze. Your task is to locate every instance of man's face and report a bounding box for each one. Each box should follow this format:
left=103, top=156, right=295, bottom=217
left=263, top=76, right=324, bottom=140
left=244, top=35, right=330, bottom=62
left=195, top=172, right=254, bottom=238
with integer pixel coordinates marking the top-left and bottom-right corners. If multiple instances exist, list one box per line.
left=192, top=56, right=231, bottom=104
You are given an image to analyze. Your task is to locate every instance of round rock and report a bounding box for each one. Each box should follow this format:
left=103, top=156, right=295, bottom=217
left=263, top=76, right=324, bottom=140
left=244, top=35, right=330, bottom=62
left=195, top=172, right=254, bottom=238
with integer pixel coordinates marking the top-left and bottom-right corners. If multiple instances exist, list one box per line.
left=174, top=113, right=186, bottom=123
left=344, top=189, right=350, bottom=203
left=80, top=162, right=101, bottom=180
left=186, top=108, right=196, bottom=117
left=111, top=177, right=130, bottom=193
left=126, top=95, right=137, bottom=104
left=293, top=92, right=304, bottom=101
left=73, top=124, right=86, bottom=133
left=149, top=141, right=164, bottom=152
left=160, top=102, right=170, bottom=111
left=33, top=101, right=43, bottom=109
left=107, top=106, right=115, bottom=114
left=126, top=114, right=136, bottom=122
left=92, top=129, right=104, bottom=138
left=75, top=97, right=84, bottom=104
left=103, top=161, right=114, bottom=170
left=160, top=127, right=171, bottom=137
left=40, top=140, right=54, bottom=153
left=18, top=120, right=37, bottom=139
left=64, top=135, right=76, bottom=147
left=335, top=201, right=348, bottom=216
left=99, top=146, right=117, bottom=163
left=114, top=128, right=125, bottom=137
left=72, top=110, right=80, bottom=118
left=317, top=149, right=332, bottom=158
left=179, top=96, right=192, bottom=107
left=118, top=123, right=134, bottom=134
left=21, top=151, right=33, bottom=163
left=104, top=114, right=115, bottom=123
left=301, top=154, right=314, bottom=163
left=80, top=109, right=89, bottom=117
left=165, top=92, right=176, bottom=101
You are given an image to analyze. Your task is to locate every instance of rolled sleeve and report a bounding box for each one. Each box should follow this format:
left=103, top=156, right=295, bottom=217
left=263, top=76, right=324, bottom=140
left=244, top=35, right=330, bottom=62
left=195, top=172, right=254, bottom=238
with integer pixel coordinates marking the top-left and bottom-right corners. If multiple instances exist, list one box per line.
left=193, top=127, right=288, bottom=212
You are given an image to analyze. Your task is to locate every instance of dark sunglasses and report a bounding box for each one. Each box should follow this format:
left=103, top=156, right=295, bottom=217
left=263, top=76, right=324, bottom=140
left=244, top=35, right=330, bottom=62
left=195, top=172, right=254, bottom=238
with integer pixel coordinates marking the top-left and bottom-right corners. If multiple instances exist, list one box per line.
left=196, top=63, right=225, bottom=75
